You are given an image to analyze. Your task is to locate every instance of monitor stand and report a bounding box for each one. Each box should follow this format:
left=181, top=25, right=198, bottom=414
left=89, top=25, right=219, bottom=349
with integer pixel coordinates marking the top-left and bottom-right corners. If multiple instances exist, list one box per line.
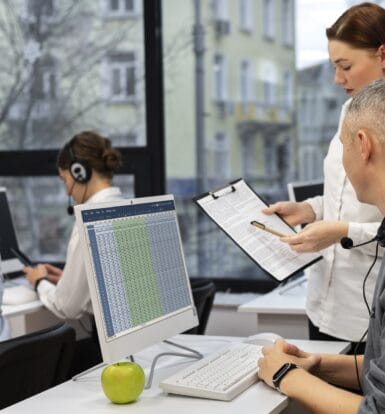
left=144, top=339, right=203, bottom=389
left=72, top=339, right=203, bottom=386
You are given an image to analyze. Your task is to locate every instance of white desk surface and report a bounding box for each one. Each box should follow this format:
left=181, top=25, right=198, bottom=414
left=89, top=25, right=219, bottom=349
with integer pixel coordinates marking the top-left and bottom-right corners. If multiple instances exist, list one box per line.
left=3, top=277, right=43, bottom=317
left=3, top=335, right=349, bottom=414
left=2, top=300, right=43, bottom=317
left=239, top=278, right=307, bottom=315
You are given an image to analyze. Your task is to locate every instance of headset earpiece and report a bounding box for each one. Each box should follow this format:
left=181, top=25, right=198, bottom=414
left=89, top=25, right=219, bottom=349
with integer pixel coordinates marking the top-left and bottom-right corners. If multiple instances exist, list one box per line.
left=68, top=139, right=92, bottom=184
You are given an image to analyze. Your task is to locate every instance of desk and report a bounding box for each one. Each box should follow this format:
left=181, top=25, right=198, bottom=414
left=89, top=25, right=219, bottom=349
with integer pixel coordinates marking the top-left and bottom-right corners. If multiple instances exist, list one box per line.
left=238, top=278, right=308, bottom=339
left=3, top=335, right=349, bottom=414
left=3, top=279, right=88, bottom=339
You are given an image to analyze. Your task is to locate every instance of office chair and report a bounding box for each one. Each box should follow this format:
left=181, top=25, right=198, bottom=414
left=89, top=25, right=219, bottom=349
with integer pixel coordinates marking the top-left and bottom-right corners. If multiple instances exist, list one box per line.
left=185, top=278, right=216, bottom=335
left=0, top=323, right=76, bottom=409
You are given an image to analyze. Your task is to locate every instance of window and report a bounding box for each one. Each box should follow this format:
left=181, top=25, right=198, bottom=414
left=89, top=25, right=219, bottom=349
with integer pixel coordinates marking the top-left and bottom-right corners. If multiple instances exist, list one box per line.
left=241, top=135, right=255, bottom=179
left=239, top=0, right=253, bottom=32
left=107, top=52, right=138, bottom=101
left=264, top=81, right=275, bottom=105
left=263, top=0, right=275, bottom=40
left=212, top=132, right=229, bottom=179
left=27, top=0, right=54, bottom=20
left=212, top=0, right=228, bottom=21
left=0, top=1, right=164, bottom=262
left=240, top=59, right=253, bottom=104
left=282, top=0, right=294, bottom=46
left=213, top=53, right=227, bottom=102
left=31, top=57, right=57, bottom=100
left=103, top=0, right=140, bottom=17
left=282, top=70, right=293, bottom=108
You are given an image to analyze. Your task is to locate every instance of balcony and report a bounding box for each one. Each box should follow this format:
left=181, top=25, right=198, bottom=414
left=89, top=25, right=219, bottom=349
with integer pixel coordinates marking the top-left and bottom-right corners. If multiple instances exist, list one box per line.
left=235, top=101, right=293, bottom=135
left=236, top=101, right=292, bottom=123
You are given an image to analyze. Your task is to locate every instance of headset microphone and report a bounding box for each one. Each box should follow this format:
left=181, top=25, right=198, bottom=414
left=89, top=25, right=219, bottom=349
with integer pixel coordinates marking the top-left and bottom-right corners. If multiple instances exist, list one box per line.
left=340, top=218, right=385, bottom=249
left=67, top=199, right=74, bottom=216
left=66, top=181, right=76, bottom=216
left=340, top=236, right=377, bottom=249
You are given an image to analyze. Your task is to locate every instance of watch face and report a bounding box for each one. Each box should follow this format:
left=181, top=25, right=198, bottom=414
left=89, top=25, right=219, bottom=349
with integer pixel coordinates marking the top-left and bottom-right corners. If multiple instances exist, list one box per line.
left=272, top=363, right=298, bottom=390
left=273, top=363, right=291, bottom=381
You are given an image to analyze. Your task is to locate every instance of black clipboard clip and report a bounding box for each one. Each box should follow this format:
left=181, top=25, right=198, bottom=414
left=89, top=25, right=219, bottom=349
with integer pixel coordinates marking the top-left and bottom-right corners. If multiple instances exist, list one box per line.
left=210, top=185, right=236, bottom=200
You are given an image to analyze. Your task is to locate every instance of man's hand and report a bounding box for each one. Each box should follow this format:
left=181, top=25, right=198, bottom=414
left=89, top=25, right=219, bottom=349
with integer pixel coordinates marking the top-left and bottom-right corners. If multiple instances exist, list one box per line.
left=258, top=340, right=321, bottom=388
left=262, top=201, right=315, bottom=227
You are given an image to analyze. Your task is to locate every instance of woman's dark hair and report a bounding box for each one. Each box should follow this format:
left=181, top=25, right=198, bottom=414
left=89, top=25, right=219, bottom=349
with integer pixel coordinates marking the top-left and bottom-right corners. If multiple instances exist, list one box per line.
left=57, top=131, right=122, bottom=179
left=326, top=2, right=385, bottom=50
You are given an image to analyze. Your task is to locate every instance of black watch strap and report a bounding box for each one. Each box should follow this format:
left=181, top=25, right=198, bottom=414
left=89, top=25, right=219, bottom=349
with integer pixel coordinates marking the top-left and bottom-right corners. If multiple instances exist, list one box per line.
left=272, top=362, right=299, bottom=393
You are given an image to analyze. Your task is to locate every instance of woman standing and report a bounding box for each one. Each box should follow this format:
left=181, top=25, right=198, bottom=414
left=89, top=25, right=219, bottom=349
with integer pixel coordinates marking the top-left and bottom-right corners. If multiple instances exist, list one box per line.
left=263, top=2, right=385, bottom=349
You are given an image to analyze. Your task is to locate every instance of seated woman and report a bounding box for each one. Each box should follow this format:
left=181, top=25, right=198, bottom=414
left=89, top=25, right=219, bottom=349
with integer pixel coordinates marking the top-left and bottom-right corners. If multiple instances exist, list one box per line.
left=23, top=131, right=123, bottom=319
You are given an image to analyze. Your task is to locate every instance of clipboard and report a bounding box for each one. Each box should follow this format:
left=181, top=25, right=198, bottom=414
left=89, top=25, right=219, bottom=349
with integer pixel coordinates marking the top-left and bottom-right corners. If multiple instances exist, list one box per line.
left=193, top=178, right=322, bottom=282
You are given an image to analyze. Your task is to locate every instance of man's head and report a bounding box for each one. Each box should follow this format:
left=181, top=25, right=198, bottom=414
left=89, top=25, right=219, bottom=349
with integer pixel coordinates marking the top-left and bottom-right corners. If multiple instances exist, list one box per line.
left=342, top=78, right=385, bottom=210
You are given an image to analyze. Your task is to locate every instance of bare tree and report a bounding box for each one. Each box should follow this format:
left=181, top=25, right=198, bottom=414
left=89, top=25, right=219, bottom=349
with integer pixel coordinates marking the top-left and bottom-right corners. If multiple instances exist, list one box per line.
left=0, top=0, right=142, bottom=259
left=0, top=0, right=141, bottom=150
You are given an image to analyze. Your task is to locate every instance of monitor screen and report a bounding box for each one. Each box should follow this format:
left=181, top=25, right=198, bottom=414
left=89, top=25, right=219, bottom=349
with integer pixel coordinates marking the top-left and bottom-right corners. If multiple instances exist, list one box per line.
left=0, top=188, right=23, bottom=274
left=287, top=180, right=324, bottom=202
left=75, top=195, right=198, bottom=363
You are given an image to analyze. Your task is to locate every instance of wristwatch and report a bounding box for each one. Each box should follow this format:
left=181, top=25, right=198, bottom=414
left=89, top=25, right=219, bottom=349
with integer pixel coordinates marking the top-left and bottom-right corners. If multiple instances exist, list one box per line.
left=272, top=363, right=299, bottom=393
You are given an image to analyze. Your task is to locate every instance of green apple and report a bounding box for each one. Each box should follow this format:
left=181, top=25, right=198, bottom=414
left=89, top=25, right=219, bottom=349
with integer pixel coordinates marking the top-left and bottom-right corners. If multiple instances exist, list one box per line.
left=101, top=361, right=146, bottom=404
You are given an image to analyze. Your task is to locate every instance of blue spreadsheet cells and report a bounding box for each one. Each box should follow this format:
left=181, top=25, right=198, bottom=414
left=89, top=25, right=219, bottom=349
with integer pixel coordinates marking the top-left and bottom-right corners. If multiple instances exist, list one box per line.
left=86, top=209, right=192, bottom=338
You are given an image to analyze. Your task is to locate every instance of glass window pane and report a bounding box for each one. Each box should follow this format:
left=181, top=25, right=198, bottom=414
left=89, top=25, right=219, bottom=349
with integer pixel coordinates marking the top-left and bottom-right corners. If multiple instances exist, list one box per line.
left=0, top=1, right=146, bottom=149
left=0, top=175, right=134, bottom=262
left=110, top=0, right=119, bottom=11
left=163, top=1, right=296, bottom=286
left=125, top=0, right=134, bottom=12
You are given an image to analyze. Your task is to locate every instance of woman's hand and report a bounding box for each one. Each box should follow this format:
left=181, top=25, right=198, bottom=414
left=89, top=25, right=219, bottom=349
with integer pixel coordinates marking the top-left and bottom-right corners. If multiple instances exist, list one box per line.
left=262, top=201, right=316, bottom=227
left=280, top=221, right=349, bottom=253
left=23, top=263, right=63, bottom=286
left=23, top=264, right=49, bottom=286
left=44, top=263, right=63, bottom=284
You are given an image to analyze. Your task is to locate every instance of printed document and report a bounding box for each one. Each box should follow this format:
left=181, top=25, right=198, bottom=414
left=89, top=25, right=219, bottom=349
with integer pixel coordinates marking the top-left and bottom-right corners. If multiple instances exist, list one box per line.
left=194, top=179, right=322, bottom=282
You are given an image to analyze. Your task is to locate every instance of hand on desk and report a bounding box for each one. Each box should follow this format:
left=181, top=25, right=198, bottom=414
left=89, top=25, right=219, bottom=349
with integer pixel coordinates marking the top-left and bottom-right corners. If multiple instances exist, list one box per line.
left=257, top=340, right=321, bottom=388
left=279, top=221, right=349, bottom=253
left=23, top=263, right=62, bottom=285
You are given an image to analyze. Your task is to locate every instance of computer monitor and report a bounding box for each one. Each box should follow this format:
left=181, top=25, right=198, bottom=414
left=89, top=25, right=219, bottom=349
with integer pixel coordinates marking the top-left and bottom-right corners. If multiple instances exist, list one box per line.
left=75, top=195, right=199, bottom=363
left=0, top=187, right=24, bottom=275
left=287, top=180, right=324, bottom=202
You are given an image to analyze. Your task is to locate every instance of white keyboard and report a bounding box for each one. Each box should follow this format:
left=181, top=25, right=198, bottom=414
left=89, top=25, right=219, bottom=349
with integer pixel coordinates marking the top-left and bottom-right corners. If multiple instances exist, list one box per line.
left=159, top=342, right=262, bottom=401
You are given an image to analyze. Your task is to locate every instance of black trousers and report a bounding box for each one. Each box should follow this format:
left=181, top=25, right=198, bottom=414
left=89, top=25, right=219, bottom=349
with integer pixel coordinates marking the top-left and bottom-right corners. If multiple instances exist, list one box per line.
left=308, top=318, right=366, bottom=355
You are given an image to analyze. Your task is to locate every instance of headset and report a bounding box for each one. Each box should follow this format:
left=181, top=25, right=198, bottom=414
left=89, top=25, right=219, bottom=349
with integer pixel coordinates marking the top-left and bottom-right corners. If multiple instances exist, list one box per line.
left=340, top=218, right=385, bottom=249
left=68, top=138, right=92, bottom=184
left=66, top=138, right=92, bottom=215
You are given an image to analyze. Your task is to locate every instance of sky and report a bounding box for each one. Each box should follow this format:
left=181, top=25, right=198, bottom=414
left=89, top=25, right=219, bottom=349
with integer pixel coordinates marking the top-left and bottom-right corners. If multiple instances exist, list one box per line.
left=295, top=0, right=348, bottom=69
left=296, top=0, right=385, bottom=68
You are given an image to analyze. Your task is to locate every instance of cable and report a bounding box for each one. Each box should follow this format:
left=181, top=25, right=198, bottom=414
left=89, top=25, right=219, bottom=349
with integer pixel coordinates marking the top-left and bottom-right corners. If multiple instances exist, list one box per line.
left=362, top=241, right=379, bottom=315
left=354, top=241, right=380, bottom=393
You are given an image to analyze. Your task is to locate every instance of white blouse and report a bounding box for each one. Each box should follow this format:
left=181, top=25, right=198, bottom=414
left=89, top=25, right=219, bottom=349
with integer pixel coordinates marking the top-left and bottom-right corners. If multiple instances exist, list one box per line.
left=306, top=100, right=384, bottom=341
left=37, top=187, right=123, bottom=320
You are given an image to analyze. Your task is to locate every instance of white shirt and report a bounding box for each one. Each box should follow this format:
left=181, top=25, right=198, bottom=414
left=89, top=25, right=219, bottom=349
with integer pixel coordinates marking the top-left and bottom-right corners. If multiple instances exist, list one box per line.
left=37, top=187, right=123, bottom=320
left=306, top=100, right=383, bottom=341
